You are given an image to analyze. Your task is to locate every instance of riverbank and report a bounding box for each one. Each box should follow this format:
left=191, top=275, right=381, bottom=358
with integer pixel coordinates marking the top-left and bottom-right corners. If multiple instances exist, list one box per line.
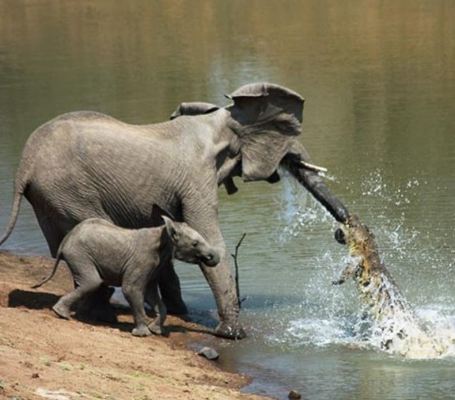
left=0, top=251, right=269, bottom=400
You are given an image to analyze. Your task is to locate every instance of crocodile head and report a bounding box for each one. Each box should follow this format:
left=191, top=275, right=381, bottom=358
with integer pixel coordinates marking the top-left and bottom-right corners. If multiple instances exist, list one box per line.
left=344, top=215, right=375, bottom=257
left=340, top=215, right=382, bottom=283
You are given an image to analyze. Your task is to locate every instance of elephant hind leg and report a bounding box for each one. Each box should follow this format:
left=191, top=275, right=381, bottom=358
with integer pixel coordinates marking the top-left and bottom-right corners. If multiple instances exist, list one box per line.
left=39, top=220, right=118, bottom=323
left=34, top=210, right=67, bottom=257
left=31, top=198, right=81, bottom=257
left=53, top=265, right=103, bottom=320
left=33, top=204, right=118, bottom=323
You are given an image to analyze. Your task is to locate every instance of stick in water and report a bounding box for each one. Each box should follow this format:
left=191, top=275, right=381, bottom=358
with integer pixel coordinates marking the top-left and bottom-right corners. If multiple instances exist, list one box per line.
left=231, top=233, right=246, bottom=309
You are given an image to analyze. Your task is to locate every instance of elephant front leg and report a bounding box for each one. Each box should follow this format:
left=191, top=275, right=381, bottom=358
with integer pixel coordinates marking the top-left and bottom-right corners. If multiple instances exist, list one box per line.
left=122, top=281, right=152, bottom=337
left=156, top=250, right=246, bottom=340
left=201, top=254, right=246, bottom=339
left=145, top=281, right=167, bottom=335
left=184, top=205, right=246, bottom=339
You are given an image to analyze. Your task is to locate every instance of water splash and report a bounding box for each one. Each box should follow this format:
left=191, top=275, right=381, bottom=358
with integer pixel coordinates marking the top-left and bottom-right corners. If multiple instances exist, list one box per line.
left=354, top=271, right=455, bottom=359
left=277, top=171, right=335, bottom=242
left=266, top=170, right=455, bottom=360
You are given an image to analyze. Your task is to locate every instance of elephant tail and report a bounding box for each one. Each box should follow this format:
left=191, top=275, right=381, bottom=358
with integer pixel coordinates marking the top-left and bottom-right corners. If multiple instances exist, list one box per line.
left=31, top=252, right=63, bottom=289
left=31, top=231, right=70, bottom=289
left=0, top=145, right=35, bottom=247
left=0, top=189, right=24, bottom=247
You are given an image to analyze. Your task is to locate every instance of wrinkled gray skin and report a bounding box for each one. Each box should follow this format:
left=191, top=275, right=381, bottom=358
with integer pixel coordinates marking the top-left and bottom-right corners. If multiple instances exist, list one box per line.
left=0, top=82, right=349, bottom=339
left=32, top=217, right=220, bottom=337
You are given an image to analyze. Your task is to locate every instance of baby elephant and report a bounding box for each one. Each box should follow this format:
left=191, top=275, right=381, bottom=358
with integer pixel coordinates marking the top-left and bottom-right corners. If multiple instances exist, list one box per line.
left=32, top=217, right=220, bottom=336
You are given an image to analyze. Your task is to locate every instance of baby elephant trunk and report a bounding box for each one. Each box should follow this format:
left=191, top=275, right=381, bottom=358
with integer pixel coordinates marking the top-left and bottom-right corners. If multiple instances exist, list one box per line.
left=173, top=244, right=220, bottom=267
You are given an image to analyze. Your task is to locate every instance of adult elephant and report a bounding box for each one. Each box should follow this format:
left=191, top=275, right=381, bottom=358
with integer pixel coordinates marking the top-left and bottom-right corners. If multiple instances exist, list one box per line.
left=0, top=83, right=349, bottom=339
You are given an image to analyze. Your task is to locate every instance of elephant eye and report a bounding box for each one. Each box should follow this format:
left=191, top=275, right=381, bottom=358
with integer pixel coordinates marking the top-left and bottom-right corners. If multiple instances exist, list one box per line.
left=192, top=241, right=199, bottom=248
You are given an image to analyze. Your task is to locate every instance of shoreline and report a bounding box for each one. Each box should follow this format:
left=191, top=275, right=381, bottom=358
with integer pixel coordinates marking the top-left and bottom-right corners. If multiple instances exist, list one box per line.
left=0, top=250, right=270, bottom=400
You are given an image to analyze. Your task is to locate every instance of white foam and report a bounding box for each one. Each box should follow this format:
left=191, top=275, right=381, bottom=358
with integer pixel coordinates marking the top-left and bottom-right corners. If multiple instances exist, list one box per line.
left=268, top=170, right=455, bottom=360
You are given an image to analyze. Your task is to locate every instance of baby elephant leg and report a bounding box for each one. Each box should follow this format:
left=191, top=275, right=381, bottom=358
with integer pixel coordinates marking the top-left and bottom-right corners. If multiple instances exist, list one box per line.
left=53, top=263, right=103, bottom=319
left=145, top=281, right=167, bottom=335
left=122, top=278, right=151, bottom=337
left=77, top=285, right=117, bottom=323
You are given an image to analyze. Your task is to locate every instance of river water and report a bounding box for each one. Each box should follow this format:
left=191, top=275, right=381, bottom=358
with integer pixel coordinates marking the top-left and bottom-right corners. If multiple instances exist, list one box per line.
left=0, top=1, right=454, bottom=399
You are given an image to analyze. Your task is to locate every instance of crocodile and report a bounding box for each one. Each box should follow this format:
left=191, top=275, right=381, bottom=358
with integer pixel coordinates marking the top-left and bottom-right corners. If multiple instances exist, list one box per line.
left=333, top=214, right=446, bottom=358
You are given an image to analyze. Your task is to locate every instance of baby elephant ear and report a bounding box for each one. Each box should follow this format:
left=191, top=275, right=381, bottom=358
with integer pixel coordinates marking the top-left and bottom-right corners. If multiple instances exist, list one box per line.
left=170, top=102, right=219, bottom=119
left=162, top=216, right=180, bottom=242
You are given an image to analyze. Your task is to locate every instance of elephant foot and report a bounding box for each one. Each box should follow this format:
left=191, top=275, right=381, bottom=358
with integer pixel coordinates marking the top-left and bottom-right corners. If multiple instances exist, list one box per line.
left=132, top=325, right=152, bottom=337
left=214, top=321, right=246, bottom=340
left=53, top=303, right=71, bottom=320
left=147, top=321, right=163, bottom=336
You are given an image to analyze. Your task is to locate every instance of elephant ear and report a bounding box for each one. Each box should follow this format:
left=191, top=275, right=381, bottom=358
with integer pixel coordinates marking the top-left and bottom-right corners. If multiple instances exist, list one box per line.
left=226, top=82, right=304, bottom=182
left=170, top=102, right=219, bottom=119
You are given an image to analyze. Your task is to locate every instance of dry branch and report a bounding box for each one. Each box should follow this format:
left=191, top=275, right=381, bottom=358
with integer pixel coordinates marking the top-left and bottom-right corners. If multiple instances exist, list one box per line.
left=231, top=233, right=247, bottom=309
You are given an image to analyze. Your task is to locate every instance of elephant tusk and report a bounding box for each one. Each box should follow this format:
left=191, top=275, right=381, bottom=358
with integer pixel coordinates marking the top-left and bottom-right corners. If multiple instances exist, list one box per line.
left=300, top=160, right=328, bottom=173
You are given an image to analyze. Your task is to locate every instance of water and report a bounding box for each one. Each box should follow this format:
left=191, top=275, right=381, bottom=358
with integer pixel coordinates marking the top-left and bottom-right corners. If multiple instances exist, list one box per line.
left=1, top=1, right=454, bottom=398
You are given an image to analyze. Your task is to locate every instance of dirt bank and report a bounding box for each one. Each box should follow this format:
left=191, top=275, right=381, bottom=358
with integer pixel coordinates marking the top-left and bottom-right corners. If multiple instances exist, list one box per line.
left=0, top=251, right=268, bottom=400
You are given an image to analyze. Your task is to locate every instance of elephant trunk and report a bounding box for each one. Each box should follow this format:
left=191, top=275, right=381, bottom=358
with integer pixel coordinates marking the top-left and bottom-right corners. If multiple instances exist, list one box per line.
left=282, top=154, right=350, bottom=223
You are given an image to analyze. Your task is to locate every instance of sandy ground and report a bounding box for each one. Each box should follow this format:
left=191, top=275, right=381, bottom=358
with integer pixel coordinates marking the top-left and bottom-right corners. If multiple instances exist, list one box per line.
left=0, top=250, right=268, bottom=400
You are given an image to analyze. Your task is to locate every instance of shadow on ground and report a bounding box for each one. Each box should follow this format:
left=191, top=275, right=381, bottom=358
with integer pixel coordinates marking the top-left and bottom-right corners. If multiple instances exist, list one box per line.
left=8, top=288, right=59, bottom=310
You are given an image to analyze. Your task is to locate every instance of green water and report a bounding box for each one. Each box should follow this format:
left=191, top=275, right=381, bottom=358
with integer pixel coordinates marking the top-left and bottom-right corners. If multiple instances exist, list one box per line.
left=0, top=1, right=454, bottom=399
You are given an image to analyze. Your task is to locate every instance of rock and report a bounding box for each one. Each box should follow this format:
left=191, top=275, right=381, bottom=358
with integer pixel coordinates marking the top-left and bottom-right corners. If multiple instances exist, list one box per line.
left=197, top=346, right=219, bottom=361
left=35, top=388, right=79, bottom=399
left=288, top=389, right=302, bottom=399
left=32, top=373, right=40, bottom=379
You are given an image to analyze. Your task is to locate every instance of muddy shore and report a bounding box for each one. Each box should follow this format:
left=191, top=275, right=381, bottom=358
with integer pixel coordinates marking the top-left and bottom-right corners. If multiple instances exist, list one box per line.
left=0, top=250, right=269, bottom=400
